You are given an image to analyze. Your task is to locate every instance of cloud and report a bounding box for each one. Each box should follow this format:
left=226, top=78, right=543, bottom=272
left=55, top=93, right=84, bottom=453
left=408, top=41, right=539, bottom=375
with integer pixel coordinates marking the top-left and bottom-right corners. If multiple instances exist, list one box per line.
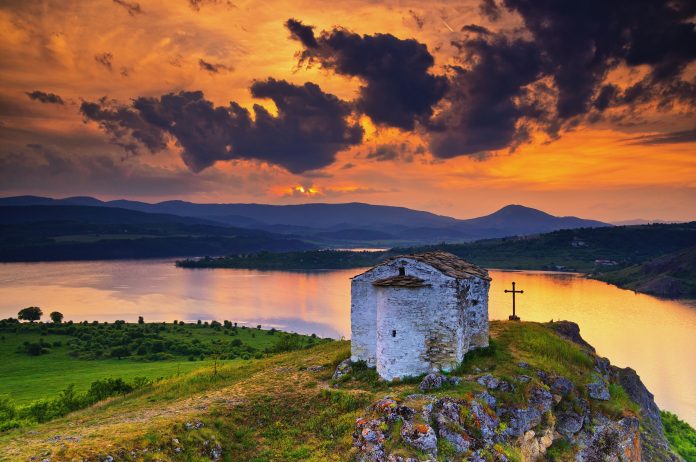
left=429, top=34, right=545, bottom=157
left=364, top=143, right=423, bottom=163
left=283, top=5, right=696, bottom=161
left=625, top=128, right=696, bottom=145
left=498, top=0, right=696, bottom=118
left=198, top=59, right=233, bottom=74
left=94, top=52, right=114, bottom=71
left=112, top=0, right=142, bottom=16
left=0, top=144, right=208, bottom=198
left=479, top=0, right=501, bottom=21
left=81, top=79, right=363, bottom=173
left=25, top=91, right=64, bottom=105
left=80, top=97, right=168, bottom=155
left=286, top=19, right=448, bottom=131
left=427, top=0, right=696, bottom=157
left=285, top=18, right=318, bottom=49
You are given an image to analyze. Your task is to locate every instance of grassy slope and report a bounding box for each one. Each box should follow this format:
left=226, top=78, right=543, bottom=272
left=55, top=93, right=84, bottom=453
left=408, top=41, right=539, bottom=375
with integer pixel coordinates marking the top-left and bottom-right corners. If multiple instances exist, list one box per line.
left=3, top=321, right=685, bottom=462
left=595, top=245, right=696, bottom=299
left=0, top=324, right=320, bottom=404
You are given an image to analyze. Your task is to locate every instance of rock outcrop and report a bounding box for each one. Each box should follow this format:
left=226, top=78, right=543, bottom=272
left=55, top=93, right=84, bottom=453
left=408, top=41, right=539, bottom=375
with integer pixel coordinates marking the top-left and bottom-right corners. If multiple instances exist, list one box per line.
left=351, top=321, right=681, bottom=462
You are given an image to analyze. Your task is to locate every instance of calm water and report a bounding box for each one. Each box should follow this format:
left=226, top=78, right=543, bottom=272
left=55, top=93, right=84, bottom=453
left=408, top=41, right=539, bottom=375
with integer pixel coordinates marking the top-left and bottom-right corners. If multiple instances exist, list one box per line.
left=0, top=260, right=694, bottom=426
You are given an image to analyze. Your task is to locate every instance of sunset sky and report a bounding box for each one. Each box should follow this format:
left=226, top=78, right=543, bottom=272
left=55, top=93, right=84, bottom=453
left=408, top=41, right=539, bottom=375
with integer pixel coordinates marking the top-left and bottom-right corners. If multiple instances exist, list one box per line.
left=1, top=0, right=695, bottom=221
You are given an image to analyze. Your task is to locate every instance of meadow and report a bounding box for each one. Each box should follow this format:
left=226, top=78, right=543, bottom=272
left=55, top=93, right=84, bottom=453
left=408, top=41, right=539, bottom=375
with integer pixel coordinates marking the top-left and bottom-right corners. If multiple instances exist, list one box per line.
left=0, top=317, right=330, bottom=405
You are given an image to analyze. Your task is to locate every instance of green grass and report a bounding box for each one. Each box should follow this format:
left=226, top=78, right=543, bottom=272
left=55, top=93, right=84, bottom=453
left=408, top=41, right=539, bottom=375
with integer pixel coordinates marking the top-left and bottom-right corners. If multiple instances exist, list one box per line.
left=662, top=410, right=696, bottom=461
left=0, top=322, right=328, bottom=404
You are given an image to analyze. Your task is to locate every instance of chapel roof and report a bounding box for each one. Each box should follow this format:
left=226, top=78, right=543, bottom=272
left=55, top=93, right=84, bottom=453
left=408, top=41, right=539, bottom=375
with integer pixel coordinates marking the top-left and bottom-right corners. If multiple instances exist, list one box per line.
left=363, top=251, right=491, bottom=282
left=372, top=275, right=430, bottom=288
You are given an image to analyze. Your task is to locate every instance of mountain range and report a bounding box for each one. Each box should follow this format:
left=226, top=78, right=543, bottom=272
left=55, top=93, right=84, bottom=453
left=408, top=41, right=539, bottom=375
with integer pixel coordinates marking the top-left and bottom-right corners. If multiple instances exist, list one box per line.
left=0, top=196, right=610, bottom=246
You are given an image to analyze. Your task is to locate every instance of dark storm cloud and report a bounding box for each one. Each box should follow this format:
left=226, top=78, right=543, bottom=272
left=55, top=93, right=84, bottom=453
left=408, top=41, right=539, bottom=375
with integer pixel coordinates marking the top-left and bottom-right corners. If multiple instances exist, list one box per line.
left=112, top=0, right=142, bottom=16
left=25, top=91, right=64, bottom=105
left=94, top=53, right=114, bottom=71
left=285, top=18, right=318, bottom=49
left=286, top=19, right=448, bottom=131
left=498, top=0, right=696, bottom=118
left=198, top=59, right=233, bottom=74
left=80, top=97, right=168, bottom=155
left=479, top=0, right=501, bottom=21
left=426, top=0, right=696, bottom=158
left=429, top=34, right=545, bottom=157
left=81, top=79, right=363, bottom=173
left=461, top=24, right=491, bottom=35
left=625, top=128, right=696, bottom=146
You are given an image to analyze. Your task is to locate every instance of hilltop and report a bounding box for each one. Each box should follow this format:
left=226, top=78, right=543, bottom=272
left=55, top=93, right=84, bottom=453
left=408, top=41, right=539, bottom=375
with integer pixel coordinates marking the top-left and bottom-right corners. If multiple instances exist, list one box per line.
left=0, top=321, right=691, bottom=461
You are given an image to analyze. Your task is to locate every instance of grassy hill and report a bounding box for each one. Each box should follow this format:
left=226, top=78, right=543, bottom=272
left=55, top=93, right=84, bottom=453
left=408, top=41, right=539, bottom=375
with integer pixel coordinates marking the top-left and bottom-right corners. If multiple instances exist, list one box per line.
left=594, top=245, right=696, bottom=298
left=0, top=319, right=329, bottom=406
left=0, top=321, right=692, bottom=461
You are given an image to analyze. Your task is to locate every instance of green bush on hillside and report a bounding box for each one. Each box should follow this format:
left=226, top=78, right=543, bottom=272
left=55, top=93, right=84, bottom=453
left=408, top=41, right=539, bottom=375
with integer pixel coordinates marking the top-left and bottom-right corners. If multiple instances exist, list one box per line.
left=0, top=377, right=151, bottom=430
left=661, top=410, right=696, bottom=461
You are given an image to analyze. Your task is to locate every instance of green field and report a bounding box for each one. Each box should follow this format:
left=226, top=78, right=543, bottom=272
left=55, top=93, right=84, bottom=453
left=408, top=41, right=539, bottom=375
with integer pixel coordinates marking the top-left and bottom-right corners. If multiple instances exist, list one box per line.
left=0, top=320, right=329, bottom=405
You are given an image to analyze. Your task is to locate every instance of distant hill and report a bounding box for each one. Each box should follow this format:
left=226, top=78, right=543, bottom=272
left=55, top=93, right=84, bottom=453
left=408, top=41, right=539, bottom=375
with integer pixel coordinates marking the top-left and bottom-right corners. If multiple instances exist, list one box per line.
left=594, top=245, right=696, bottom=298
left=0, top=205, right=217, bottom=226
left=611, top=219, right=682, bottom=226
left=179, top=222, right=696, bottom=288
left=0, top=205, right=314, bottom=262
left=0, top=196, right=610, bottom=245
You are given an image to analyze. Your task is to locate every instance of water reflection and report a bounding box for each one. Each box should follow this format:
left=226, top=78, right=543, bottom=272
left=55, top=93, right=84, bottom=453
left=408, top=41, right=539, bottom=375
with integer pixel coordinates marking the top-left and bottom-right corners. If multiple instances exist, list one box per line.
left=0, top=260, right=694, bottom=425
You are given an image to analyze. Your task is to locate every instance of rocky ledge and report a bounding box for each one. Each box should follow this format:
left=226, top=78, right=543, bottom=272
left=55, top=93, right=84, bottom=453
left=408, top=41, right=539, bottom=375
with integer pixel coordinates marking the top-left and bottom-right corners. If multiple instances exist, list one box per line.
left=348, top=322, right=681, bottom=462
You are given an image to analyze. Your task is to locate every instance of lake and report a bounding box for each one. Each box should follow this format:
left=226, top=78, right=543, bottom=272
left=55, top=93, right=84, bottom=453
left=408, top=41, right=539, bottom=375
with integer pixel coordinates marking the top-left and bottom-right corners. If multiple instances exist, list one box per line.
left=1, top=259, right=694, bottom=426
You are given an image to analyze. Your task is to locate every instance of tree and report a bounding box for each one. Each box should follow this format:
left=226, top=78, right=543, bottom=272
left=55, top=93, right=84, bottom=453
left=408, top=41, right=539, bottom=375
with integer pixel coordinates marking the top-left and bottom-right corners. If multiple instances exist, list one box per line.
left=138, top=316, right=144, bottom=324
left=49, top=311, right=64, bottom=324
left=18, top=307, right=42, bottom=323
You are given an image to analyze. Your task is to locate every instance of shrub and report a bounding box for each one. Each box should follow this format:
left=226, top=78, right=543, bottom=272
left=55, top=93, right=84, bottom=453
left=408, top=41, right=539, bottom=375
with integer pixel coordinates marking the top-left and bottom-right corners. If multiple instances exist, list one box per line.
left=24, top=342, right=47, bottom=356
left=86, top=378, right=133, bottom=402
left=49, top=311, right=64, bottom=323
left=266, top=335, right=305, bottom=353
left=661, top=411, right=696, bottom=461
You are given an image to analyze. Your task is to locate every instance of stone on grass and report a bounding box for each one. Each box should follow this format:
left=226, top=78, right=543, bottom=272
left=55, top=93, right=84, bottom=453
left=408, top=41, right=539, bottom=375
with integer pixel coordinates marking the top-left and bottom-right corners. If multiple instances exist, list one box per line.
left=550, top=376, right=574, bottom=396
left=332, top=358, right=352, bottom=380
left=419, top=372, right=447, bottom=391
left=477, top=374, right=500, bottom=390
left=587, top=380, right=610, bottom=401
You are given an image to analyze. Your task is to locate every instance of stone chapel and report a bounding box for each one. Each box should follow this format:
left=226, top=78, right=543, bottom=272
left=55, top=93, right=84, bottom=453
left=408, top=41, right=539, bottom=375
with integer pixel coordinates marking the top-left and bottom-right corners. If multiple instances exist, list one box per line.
left=350, top=251, right=491, bottom=380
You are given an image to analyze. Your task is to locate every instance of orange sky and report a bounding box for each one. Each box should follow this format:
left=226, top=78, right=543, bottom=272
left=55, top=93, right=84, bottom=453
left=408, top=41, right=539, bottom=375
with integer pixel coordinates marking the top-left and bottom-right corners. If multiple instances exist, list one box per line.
left=0, top=0, right=694, bottom=222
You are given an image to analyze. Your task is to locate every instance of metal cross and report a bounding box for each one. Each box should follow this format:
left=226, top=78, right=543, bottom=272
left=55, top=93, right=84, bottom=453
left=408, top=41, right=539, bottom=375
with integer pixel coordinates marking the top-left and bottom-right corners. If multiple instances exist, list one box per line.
left=504, top=281, right=523, bottom=321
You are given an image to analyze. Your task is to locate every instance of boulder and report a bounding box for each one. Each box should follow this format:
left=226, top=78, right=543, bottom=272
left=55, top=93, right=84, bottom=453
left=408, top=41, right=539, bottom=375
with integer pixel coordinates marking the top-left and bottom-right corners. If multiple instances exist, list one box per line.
left=576, top=416, right=641, bottom=462
left=547, top=320, right=595, bottom=352
left=419, top=372, right=447, bottom=391
left=550, top=376, right=574, bottom=396
left=475, top=391, right=497, bottom=408
left=587, top=380, right=610, bottom=401
left=477, top=374, right=500, bottom=390
left=400, top=421, right=438, bottom=455
left=332, top=359, right=352, bottom=381
left=556, top=412, right=584, bottom=437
